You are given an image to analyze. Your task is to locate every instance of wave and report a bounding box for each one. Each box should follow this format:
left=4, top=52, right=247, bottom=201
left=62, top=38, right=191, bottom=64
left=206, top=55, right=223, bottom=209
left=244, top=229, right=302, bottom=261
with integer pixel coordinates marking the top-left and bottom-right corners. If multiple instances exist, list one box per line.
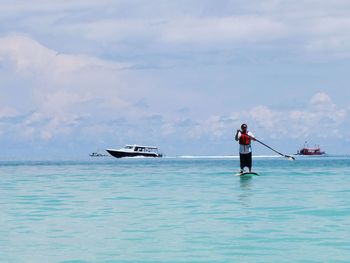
left=172, top=155, right=282, bottom=159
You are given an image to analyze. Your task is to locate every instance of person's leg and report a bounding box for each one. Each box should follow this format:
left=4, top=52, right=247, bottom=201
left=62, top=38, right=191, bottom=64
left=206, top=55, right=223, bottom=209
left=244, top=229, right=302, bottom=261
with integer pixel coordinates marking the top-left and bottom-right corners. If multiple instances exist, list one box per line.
left=247, top=152, right=252, bottom=172
left=239, top=153, right=244, bottom=173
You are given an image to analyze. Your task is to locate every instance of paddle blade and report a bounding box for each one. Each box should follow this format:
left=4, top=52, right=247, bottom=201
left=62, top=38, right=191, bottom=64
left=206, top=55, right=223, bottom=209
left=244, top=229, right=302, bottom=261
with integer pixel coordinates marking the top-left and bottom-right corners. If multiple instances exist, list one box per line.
left=286, top=155, right=295, bottom=161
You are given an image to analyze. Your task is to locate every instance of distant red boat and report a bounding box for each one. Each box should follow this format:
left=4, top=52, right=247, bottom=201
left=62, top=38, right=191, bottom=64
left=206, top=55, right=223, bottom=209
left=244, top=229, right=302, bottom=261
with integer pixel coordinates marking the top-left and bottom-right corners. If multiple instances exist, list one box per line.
left=297, top=143, right=325, bottom=155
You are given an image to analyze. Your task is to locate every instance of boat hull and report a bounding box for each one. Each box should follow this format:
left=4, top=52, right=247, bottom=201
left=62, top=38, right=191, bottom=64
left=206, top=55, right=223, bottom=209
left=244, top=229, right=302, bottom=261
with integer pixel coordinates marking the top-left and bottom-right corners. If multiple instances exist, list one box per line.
left=106, top=149, right=162, bottom=158
left=297, top=148, right=325, bottom=155
left=297, top=152, right=325, bottom=156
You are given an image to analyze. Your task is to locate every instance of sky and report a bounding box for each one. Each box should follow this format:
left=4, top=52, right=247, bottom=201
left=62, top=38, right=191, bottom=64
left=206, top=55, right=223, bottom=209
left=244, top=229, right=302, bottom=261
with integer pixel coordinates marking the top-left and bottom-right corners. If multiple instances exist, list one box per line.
left=1, top=0, right=350, bottom=158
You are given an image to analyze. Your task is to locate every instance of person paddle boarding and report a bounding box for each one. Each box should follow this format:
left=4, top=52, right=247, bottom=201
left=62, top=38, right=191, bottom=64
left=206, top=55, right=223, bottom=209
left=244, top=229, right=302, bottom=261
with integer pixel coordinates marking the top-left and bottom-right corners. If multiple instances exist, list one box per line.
left=235, top=123, right=256, bottom=173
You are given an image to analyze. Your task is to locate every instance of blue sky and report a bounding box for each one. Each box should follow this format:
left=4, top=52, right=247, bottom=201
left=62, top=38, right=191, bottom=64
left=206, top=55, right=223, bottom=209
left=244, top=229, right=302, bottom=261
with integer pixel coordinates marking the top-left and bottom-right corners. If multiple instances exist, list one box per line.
left=1, top=0, right=350, bottom=158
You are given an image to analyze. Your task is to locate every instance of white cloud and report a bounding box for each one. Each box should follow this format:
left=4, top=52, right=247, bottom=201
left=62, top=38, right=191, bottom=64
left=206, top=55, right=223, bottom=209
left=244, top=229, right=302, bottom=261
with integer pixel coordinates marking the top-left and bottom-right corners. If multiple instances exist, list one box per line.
left=0, top=0, right=116, bottom=14
left=70, top=19, right=155, bottom=43
left=249, top=92, right=347, bottom=139
left=2, top=1, right=350, bottom=59
left=161, top=16, right=286, bottom=45
left=0, top=35, right=126, bottom=76
left=0, top=106, right=17, bottom=118
left=0, top=35, right=134, bottom=140
left=0, top=36, right=348, bottom=146
left=302, top=17, right=350, bottom=55
left=58, top=15, right=287, bottom=55
left=248, top=105, right=282, bottom=131
left=0, top=106, right=17, bottom=137
left=186, top=92, right=347, bottom=140
left=309, top=92, right=335, bottom=110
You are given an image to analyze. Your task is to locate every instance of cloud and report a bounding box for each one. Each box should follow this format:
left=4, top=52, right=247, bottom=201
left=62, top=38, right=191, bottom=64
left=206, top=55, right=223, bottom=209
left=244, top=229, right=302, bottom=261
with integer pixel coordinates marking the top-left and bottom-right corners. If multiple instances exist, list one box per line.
left=161, top=16, right=286, bottom=45
left=184, top=92, right=347, bottom=140
left=18, top=111, right=82, bottom=140
left=0, top=0, right=115, bottom=14
left=0, top=106, right=18, bottom=136
left=249, top=92, right=347, bottom=139
left=58, top=14, right=287, bottom=54
left=0, top=35, right=126, bottom=76
left=0, top=106, right=17, bottom=118
left=0, top=35, right=134, bottom=141
left=2, top=1, right=350, bottom=60
left=310, top=92, right=333, bottom=105
left=302, top=17, right=350, bottom=56
left=189, top=113, right=240, bottom=139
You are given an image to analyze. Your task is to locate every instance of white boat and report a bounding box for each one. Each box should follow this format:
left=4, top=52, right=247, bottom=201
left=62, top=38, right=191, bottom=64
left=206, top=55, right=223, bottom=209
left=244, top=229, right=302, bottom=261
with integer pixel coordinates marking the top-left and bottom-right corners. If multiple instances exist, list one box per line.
left=106, top=145, right=163, bottom=158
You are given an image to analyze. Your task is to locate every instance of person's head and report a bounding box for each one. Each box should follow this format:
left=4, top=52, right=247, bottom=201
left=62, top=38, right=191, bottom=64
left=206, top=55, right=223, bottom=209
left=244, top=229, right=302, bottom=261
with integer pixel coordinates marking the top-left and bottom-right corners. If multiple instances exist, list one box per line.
left=241, top=123, right=247, bottom=132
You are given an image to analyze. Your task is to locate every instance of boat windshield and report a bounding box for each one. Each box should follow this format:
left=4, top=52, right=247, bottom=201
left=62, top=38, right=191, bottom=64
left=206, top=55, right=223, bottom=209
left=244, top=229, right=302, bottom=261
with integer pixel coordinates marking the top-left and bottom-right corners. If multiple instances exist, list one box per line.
left=124, top=146, right=134, bottom=149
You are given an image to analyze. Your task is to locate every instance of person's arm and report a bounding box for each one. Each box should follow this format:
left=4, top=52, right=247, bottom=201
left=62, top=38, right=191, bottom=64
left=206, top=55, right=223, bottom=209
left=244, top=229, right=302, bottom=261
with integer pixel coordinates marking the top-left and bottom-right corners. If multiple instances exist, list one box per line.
left=235, top=130, right=240, bottom=141
left=248, top=132, right=256, bottom=141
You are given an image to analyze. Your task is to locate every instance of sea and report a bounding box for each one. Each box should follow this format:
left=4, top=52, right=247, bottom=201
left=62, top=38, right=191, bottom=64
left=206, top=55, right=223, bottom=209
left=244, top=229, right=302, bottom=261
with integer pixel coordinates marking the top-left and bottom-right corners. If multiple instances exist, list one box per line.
left=1, top=156, right=350, bottom=263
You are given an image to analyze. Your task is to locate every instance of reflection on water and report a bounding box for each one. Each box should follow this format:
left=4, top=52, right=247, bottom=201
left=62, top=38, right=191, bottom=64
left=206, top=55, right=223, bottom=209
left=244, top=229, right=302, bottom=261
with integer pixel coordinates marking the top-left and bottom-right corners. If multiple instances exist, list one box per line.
left=239, top=176, right=253, bottom=189
left=238, top=176, right=254, bottom=209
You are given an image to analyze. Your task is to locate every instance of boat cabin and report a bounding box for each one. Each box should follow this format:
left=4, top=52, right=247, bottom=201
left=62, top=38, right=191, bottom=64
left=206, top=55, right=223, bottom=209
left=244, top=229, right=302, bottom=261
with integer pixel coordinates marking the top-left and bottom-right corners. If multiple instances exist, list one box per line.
left=124, top=145, right=159, bottom=154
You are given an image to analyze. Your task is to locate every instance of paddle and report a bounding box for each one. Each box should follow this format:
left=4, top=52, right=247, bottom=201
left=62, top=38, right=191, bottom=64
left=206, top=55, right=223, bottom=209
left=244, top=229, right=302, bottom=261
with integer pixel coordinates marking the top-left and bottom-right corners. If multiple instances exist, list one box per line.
left=242, top=132, right=295, bottom=160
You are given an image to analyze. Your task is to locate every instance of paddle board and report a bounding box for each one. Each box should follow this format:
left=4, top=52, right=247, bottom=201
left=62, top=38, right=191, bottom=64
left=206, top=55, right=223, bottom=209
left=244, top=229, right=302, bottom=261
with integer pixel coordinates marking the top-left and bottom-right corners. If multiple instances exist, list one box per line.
left=235, top=172, right=259, bottom=177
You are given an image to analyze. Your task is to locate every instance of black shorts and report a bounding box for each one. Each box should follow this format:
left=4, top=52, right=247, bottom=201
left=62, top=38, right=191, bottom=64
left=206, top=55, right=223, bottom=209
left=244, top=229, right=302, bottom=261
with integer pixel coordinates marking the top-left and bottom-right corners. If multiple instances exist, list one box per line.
left=240, top=152, right=252, bottom=169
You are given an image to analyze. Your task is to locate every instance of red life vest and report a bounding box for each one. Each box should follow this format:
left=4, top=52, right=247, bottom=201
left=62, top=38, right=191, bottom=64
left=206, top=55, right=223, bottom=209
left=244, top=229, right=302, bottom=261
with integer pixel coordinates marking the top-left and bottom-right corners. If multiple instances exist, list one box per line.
left=239, top=132, right=251, bottom=145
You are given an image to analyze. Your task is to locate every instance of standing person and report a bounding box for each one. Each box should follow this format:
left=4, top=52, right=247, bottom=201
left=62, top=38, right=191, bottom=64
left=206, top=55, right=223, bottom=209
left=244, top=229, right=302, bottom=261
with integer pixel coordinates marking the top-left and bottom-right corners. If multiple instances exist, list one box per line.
left=235, top=123, right=256, bottom=173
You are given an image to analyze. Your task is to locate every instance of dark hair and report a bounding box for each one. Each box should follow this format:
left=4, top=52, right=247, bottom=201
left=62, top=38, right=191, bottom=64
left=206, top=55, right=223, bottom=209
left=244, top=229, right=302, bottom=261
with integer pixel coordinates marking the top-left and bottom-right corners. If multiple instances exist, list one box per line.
left=241, top=123, right=247, bottom=129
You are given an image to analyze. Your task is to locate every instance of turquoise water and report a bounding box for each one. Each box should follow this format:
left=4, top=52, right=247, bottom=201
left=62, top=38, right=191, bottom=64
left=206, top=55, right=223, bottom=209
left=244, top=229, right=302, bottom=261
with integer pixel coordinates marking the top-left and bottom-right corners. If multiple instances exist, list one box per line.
left=1, top=157, right=350, bottom=262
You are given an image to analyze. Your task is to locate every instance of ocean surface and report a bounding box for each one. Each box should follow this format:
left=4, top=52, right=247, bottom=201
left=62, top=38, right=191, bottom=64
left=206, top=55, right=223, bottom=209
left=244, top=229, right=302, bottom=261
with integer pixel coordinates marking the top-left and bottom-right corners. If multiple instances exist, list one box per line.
left=1, top=156, right=350, bottom=262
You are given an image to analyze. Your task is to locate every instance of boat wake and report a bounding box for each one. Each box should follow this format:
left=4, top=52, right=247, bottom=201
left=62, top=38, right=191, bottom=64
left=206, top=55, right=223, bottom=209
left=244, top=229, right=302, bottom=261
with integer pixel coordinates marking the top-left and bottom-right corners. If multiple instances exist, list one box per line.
left=174, top=155, right=282, bottom=159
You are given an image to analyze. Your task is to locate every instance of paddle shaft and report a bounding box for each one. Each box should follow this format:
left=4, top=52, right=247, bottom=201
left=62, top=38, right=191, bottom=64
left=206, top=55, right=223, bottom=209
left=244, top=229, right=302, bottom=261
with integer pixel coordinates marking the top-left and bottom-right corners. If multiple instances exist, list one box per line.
left=238, top=130, right=295, bottom=160
left=254, top=138, right=288, bottom=157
